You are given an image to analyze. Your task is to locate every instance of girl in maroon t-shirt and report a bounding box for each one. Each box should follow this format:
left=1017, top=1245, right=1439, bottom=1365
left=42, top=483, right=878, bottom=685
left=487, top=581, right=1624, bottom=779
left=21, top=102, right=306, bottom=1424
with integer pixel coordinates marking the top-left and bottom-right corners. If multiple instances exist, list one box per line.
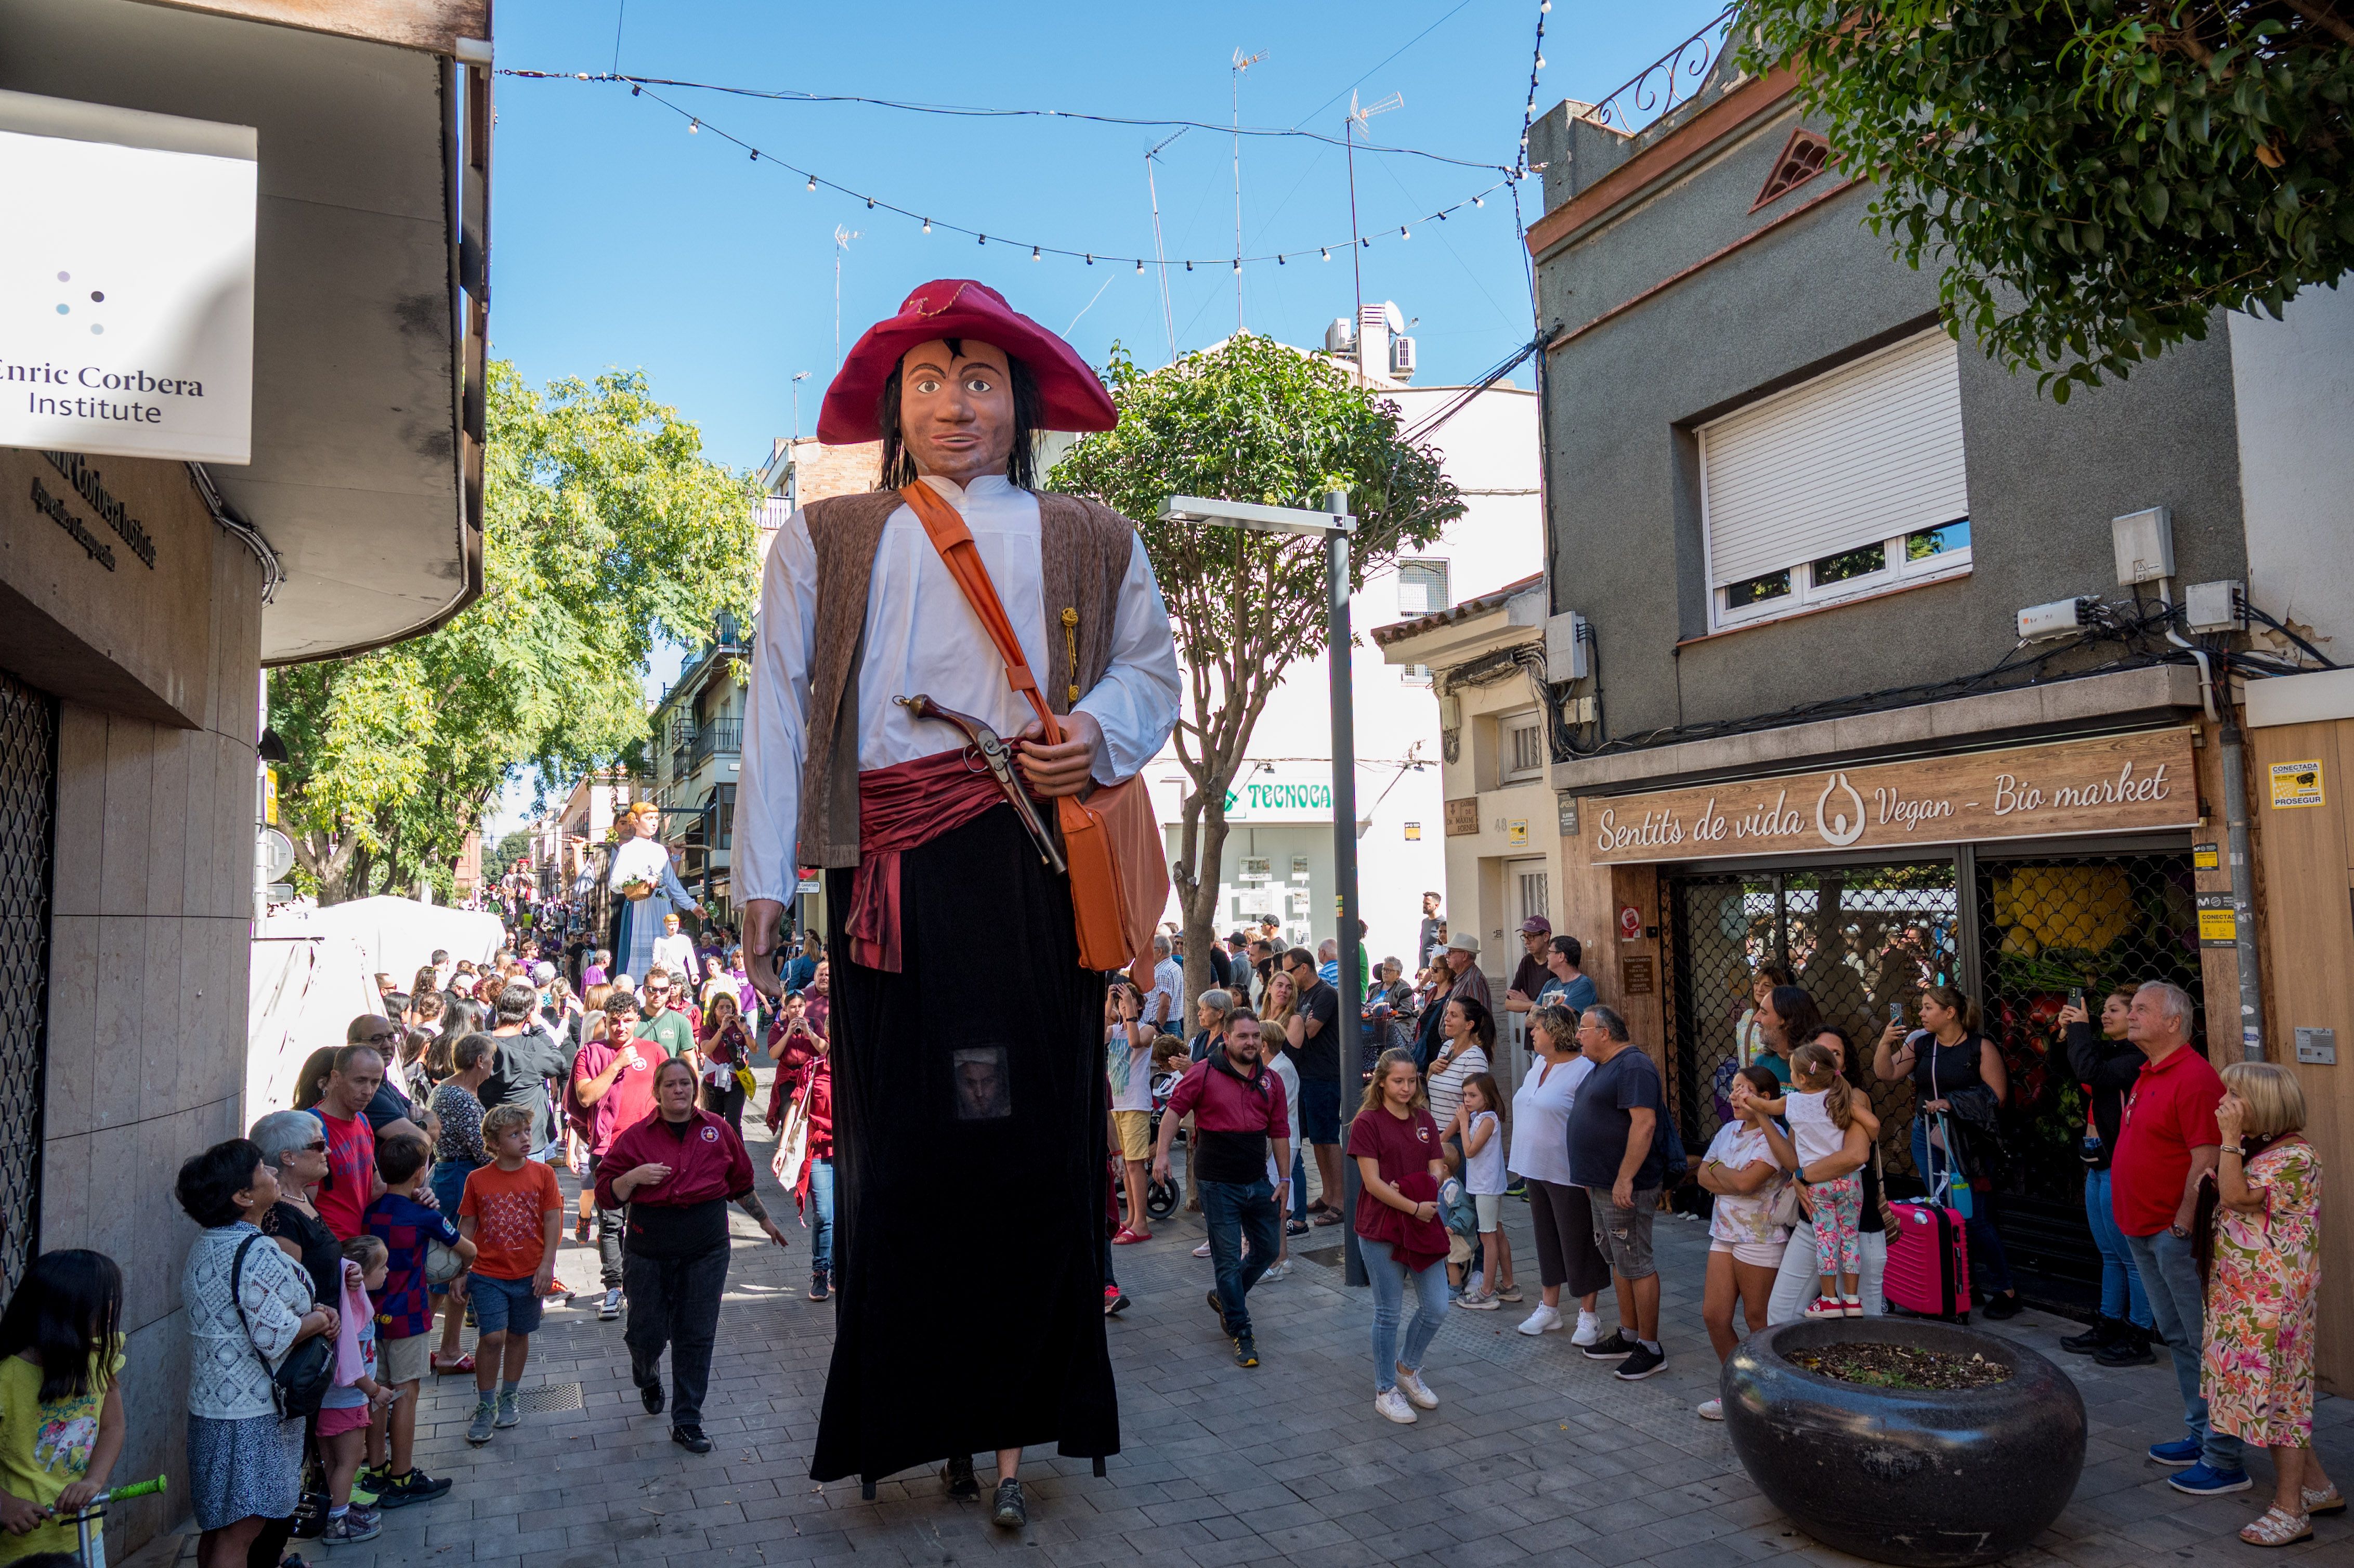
left=1348, top=1048, right=1451, bottom=1426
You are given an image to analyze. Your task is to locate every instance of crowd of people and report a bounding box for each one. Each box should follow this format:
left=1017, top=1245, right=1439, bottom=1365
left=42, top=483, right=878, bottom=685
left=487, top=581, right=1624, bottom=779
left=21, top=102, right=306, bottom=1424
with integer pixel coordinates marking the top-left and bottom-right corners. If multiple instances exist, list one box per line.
left=1125, top=907, right=2336, bottom=1549
left=0, top=893, right=2329, bottom=1564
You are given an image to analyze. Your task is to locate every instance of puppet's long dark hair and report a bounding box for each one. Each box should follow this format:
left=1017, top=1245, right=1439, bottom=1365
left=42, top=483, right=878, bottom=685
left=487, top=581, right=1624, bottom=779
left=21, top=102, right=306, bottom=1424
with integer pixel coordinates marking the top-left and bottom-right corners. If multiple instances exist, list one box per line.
left=874, top=339, right=1043, bottom=491
left=0, top=1249, right=123, bottom=1401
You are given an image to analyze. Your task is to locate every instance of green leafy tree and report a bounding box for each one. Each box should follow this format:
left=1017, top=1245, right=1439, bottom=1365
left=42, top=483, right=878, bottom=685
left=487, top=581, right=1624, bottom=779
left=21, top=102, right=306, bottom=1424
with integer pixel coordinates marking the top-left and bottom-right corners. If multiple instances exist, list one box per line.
left=1049, top=335, right=1461, bottom=1009
left=274, top=360, right=758, bottom=903
left=1741, top=0, right=2354, bottom=398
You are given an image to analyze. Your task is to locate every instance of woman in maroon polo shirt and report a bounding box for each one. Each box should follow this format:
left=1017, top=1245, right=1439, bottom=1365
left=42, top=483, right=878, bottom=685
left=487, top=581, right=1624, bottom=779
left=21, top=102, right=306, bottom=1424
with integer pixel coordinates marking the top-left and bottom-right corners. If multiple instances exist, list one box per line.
left=1349, top=1048, right=1451, bottom=1427
left=595, top=1059, right=788, bottom=1455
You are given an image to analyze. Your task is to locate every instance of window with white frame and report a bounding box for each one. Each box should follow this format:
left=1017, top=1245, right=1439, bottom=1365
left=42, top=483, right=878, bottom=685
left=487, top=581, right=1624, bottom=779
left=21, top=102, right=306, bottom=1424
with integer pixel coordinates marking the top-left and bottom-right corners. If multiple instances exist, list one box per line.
left=1503, top=712, right=1546, bottom=783
left=1699, top=330, right=1973, bottom=631
left=1396, top=559, right=1450, bottom=682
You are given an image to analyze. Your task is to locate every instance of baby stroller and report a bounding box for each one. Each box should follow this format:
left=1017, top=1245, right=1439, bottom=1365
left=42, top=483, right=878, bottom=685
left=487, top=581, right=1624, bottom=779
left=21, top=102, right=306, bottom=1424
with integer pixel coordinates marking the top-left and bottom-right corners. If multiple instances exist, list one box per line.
left=1143, top=1065, right=1184, bottom=1220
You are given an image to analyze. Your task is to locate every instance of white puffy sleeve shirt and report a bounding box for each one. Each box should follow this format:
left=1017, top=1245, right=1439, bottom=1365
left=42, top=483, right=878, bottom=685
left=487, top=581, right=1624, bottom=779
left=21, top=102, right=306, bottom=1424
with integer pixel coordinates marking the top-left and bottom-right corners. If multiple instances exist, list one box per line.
left=735, top=475, right=1181, bottom=904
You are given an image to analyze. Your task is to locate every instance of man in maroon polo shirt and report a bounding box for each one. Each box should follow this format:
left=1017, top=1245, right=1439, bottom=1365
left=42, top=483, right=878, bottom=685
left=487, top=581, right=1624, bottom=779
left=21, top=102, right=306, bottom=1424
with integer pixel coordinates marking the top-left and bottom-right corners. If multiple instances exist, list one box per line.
left=2112, top=979, right=2246, bottom=1494
left=1153, top=1013, right=1290, bottom=1369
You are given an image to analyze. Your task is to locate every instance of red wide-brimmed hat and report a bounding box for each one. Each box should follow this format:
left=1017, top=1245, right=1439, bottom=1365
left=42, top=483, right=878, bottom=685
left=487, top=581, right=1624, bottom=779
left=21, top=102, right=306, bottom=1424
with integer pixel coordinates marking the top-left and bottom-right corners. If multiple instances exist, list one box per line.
left=816, top=278, right=1117, bottom=444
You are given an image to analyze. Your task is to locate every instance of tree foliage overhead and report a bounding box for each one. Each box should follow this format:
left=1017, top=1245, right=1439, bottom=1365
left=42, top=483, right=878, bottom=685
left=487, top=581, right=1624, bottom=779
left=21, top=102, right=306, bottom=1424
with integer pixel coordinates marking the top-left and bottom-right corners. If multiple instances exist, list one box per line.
left=1742, top=0, right=2354, bottom=398
left=1049, top=334, right=1462, bottom=1004
left=273, top=360, right=758, bottom=903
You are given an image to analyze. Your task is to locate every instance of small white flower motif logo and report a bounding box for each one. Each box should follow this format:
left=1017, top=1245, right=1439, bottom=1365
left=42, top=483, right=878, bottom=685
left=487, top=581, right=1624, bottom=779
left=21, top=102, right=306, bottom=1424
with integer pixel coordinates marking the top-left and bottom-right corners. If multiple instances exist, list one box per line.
left=1815, top=773, right=1867, bottom=847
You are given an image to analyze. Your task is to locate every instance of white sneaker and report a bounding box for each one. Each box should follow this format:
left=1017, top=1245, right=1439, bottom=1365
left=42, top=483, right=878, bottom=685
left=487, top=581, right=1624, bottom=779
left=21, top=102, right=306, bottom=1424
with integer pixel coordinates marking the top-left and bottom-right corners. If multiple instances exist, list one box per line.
left=1516, top=1304, right=1562, bottom=1336
left=1697, top=1397, right=1724, bottom=1421
left=1395, top=1368, right=1439, bottom=1410
left=1374, top=1388, right=1419, bottom=1425
left=1570, top=1311, right=1602, bottom=1347
left=1261, top=1260, right=1290, bottom=1281
left=1192, top=1242, right=1213, bottom=1258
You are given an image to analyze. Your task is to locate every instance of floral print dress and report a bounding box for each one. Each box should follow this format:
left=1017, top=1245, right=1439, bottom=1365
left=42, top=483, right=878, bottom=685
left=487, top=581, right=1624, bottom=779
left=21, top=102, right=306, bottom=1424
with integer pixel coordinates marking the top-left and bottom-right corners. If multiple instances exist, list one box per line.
left=2201, top=1136, right=2322, bottom=1448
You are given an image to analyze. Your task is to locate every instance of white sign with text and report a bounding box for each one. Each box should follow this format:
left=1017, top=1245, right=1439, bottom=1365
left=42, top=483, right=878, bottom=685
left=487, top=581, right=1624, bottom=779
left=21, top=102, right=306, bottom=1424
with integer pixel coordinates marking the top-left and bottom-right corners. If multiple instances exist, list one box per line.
left=0, top=90, right=256, bottom=464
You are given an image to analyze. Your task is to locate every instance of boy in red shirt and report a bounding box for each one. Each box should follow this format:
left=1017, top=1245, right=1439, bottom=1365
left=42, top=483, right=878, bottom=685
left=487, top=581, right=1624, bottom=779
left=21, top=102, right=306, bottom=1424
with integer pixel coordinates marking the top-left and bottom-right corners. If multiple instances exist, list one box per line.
left=456, top=1104, right=563, bottom=1447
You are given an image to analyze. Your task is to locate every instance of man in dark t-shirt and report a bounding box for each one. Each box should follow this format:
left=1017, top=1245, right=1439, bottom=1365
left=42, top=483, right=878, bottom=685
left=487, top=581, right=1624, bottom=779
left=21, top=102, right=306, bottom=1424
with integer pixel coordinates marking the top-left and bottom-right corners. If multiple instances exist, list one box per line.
left=1564, top=1004, right=1667, bottom=1379
left=1280, top=947, right=1345, bottom=1224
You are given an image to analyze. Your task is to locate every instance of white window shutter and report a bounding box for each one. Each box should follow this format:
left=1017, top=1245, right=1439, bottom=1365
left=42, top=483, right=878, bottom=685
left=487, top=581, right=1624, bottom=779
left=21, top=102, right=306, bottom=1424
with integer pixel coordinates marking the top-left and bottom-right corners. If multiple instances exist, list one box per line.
left=1700, top=331, right=1969, bottom=588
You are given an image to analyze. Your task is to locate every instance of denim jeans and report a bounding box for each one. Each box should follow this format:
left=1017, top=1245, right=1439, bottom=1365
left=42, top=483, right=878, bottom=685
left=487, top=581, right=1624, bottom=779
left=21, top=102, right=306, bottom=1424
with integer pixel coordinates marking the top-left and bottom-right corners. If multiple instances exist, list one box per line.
left=1201, top=1178, right=1281, bottom=1336
left=2126, top=1227, right=2244, bottom=1471
left=1911, top=1118, right=2015, bottom=1299
left=807, top=1158, right=836, bottom=1278
left=2083, top=1168, right=2152, bottom=1327
left=1289, top=1148, right=1309, bottom=1224
left=1362, top=1237, right=1448, bottom=1393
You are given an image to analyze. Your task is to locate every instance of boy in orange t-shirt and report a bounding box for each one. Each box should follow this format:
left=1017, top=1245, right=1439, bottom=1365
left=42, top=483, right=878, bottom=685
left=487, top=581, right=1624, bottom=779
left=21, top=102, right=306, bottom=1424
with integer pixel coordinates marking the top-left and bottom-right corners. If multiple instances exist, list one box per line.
left=456, top=1104, right=563, bottom=1446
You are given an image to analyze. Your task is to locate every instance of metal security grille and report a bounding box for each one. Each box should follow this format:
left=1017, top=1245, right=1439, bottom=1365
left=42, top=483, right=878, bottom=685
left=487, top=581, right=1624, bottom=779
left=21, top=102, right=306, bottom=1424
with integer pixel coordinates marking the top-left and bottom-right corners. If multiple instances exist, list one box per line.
left=0, top=672, right=56, bottom=1288
left=1667, top=863, right=1959, bottom=1175
left=1972, top=848, right=2201, bottom=1294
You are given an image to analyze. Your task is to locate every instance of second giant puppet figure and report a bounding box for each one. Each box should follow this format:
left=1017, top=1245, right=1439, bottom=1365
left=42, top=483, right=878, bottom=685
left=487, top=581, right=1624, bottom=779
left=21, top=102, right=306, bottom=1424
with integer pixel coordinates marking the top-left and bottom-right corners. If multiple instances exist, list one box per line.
left=737, top=280, right=1181, bottom=1522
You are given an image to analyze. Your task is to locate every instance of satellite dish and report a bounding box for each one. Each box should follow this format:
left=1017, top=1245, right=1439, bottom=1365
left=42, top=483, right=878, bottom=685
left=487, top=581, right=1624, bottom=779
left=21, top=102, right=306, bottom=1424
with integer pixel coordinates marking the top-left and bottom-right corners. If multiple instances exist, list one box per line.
left=259, top=826, right=295, bottom=882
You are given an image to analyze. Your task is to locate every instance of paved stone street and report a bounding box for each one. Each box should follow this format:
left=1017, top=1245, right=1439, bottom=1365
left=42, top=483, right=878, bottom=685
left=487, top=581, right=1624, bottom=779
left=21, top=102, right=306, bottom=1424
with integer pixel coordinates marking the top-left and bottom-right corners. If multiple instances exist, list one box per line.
left=232, top=1101, right=2353, bottom=1568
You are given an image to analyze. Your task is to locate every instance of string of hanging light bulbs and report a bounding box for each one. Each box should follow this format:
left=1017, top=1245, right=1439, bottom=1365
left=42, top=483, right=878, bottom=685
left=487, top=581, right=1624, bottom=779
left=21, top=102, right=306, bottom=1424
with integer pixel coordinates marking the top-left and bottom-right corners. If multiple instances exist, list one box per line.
left=502, top=71, right=1524, bottom=272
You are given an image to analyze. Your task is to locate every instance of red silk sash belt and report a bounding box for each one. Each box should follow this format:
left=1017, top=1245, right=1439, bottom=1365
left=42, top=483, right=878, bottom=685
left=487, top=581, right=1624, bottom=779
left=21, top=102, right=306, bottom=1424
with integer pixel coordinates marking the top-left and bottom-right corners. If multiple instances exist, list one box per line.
left=846, top=749, right=1009, bottom=973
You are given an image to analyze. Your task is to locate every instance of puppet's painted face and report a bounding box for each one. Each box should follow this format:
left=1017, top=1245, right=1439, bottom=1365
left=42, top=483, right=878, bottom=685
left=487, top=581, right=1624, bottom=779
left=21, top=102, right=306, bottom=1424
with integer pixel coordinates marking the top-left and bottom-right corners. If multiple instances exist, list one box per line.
left=898, top=338, right=1014, bottom=485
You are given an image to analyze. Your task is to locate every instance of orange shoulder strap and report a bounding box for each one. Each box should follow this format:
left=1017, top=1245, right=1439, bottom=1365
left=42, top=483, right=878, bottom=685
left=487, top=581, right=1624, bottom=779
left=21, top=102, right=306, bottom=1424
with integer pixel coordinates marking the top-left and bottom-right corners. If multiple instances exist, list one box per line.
left=897, top=481, right=1062, bottom=745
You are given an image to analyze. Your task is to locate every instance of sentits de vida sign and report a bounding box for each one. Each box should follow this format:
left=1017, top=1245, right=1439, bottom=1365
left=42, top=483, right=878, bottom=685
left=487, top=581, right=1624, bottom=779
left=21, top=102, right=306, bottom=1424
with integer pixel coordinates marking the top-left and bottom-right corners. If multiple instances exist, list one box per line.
left=1586, top=730, right=2199, bottom=864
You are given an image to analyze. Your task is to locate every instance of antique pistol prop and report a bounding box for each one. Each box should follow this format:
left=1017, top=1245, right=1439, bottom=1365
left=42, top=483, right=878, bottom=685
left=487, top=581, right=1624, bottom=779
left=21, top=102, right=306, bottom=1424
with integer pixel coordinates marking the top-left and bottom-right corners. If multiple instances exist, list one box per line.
left=895, top=694, right=1067, bottom=874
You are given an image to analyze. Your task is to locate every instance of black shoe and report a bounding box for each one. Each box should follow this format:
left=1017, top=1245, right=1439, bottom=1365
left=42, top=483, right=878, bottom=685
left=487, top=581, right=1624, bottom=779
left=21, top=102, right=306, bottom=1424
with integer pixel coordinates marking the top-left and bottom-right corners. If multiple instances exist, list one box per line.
left=1233, top=1334, right=1259, bottom=1368
left=809, top=1272, right=831, bottom=1302
left=1614, top=1342, right=1667, bottom=1381
left=1284, top=1218, right=1310, bottom=1237
left=1206, top=1289, right=1229, bottom=1331
left=371, top=1468, right=453, bottom=1509
left=1581, top=1330, right=1637, bottom=1361
left=943, top=1454, right=978, bottom=1500
left=990, top=1478, right=1026, bottom=1529
left=2060, top=1315, right=2117, bottom=1355
left=672, top=1424, right=712, bottom=1454
left=1981, top=1291, right=2024, bottom=1320
left=2097, top=1324, right=2157, bottom=1367
left=640, top=1380, right=665, bottom=1415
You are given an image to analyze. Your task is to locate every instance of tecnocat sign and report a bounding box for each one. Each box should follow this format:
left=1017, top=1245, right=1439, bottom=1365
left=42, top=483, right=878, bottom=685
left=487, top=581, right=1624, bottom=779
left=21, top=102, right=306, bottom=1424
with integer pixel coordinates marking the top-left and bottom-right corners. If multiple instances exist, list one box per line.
left=0, top=89, right=255, bottom=464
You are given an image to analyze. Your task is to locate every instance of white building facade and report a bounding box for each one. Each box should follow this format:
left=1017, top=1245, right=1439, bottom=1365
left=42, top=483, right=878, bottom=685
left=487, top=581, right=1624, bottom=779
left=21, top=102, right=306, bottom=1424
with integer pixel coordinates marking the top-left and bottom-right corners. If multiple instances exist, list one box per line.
left=1145, top=308, right=1542, bottom=978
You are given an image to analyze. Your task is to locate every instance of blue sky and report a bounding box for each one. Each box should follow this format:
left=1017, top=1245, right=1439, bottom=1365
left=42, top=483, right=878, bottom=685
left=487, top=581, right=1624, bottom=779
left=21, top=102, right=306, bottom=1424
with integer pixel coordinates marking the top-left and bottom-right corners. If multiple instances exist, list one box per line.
left=479, top=0, right=1727, bottom=837
left=488, top=0, right=1729, bottom=464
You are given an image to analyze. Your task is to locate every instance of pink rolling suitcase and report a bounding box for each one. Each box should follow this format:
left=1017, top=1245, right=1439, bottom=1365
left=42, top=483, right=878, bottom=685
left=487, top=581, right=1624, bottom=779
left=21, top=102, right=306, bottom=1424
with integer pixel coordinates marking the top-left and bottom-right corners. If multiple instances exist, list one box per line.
left=1883, top=1199, right=1971, bottom=1321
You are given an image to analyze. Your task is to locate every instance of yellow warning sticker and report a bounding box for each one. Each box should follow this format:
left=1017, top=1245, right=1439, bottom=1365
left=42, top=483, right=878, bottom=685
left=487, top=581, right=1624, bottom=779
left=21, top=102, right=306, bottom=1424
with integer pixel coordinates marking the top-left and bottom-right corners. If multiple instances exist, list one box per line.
left=2269, top=760, right=2324, bottom=809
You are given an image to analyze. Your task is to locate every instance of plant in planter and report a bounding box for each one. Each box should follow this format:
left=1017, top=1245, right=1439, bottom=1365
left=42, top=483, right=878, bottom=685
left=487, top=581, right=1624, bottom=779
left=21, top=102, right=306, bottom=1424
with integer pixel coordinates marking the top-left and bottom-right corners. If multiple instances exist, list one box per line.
left=1721, top=1317, right=2086, bottom=1568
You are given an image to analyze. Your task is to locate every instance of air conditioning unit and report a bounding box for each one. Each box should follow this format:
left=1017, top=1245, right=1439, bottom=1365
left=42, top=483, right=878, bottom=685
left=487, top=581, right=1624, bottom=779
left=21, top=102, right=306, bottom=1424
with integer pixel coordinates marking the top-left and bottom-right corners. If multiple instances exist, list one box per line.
left=1389, top=334, right=1416, bottom=380
left=1323, top=317, right=1355, bottom=356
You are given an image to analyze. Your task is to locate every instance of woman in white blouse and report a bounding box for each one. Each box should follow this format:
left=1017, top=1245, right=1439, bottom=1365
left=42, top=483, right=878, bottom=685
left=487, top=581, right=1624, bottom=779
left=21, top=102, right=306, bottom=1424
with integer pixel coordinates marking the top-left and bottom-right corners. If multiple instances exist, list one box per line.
left=1424, top=996, right=1493, bottom=1144
left=177, top=1138, right=338, bottom=1568
left=1508, top=1004, right=1610, bottom=1343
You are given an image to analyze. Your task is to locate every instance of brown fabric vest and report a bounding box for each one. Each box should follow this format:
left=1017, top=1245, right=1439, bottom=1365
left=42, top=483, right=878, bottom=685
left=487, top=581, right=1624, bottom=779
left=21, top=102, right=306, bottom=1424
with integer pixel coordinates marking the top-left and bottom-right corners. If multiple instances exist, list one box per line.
left=795, top=488, right=1140, bottom=869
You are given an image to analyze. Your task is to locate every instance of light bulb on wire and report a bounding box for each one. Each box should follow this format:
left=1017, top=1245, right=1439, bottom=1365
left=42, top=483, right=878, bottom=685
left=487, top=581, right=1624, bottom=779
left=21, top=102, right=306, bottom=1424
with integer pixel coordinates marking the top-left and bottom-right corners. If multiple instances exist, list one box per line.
left=688, top=119, right=699, bottom=133
left=806, top=174, right=817, bottom=192
left=922, top=218, right=931, bottom=234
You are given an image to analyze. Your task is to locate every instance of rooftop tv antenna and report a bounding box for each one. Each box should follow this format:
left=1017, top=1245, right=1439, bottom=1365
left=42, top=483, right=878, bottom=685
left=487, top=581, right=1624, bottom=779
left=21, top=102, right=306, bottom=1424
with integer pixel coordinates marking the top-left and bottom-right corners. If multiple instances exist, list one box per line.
left=1344, top=90, right=1402, bottom=373
left=1232, top=47, right=1266, bottom=334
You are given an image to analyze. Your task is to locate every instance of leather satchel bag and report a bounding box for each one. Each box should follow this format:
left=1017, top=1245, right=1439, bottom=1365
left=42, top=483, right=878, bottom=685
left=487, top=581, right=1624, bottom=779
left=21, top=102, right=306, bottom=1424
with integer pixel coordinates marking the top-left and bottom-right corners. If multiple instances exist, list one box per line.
left=898, top=481, right=1165, bottom=977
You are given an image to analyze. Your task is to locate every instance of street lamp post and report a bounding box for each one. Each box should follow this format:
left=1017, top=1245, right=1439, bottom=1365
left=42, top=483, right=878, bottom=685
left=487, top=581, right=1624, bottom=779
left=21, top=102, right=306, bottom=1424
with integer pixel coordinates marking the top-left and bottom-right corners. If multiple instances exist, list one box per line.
left=1158, top=489, right=1367, bottom=1286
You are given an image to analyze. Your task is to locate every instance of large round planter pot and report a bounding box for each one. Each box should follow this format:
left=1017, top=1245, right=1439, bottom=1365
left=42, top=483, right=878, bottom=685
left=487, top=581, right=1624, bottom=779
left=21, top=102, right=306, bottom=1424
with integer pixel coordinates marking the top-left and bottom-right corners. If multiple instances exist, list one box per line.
left=1720, top=1316, right=2086, bottom=1568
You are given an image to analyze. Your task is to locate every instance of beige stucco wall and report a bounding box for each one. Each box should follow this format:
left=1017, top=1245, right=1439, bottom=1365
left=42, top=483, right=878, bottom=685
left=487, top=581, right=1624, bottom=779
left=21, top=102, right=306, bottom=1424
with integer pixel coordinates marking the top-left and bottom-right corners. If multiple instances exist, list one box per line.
left=14, top=458, right=265, bottom=1552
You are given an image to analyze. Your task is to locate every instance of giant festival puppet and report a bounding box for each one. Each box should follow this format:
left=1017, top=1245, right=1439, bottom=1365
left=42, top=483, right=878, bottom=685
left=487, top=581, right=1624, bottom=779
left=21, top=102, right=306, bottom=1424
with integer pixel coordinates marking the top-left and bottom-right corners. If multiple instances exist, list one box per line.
left=738, top=280, right=1181, bottom=1525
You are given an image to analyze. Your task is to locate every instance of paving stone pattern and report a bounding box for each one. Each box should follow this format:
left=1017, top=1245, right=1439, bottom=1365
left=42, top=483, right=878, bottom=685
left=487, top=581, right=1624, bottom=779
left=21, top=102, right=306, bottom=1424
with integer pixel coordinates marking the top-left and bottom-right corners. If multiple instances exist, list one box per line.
left=323, top=1098, right=2351, bottom=1568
